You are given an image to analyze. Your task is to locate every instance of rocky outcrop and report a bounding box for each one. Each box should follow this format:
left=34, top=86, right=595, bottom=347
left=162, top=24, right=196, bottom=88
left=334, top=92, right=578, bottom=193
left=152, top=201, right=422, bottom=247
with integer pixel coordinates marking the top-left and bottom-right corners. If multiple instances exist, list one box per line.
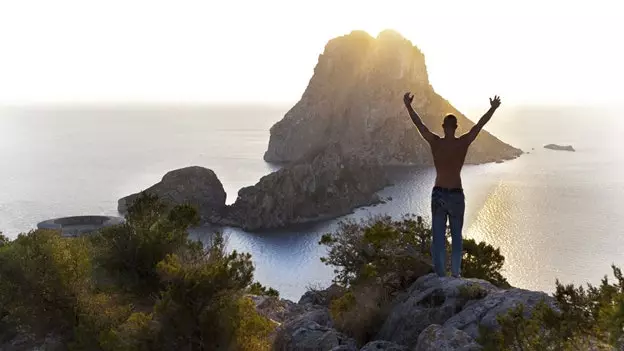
left=273, top=308, right=358, bottom=351
left=117, top=166, right=226, bottom=222
left=298, top=284, right=347, bottom=306
left=264, top=30, right=522, bottom=166
left=544, top=144, right=575, bottom=152
left=377, top=274, right=555, bottom=348
left=221, top=145, right=389, bottom=231
left=254, top=275, right=558, bottom=351
left=414, top=325, right=482, bottom=351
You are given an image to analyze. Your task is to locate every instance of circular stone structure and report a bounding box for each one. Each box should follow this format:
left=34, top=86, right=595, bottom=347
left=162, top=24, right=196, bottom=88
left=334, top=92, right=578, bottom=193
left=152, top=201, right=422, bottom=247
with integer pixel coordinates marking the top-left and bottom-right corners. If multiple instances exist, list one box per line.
left=37, top=215, right=125, bottom=237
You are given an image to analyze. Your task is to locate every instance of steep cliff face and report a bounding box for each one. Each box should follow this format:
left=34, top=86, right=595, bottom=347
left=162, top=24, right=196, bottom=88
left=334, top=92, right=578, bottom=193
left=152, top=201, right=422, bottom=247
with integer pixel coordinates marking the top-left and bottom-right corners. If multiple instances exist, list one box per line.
left=264, top=30, right=522, bottom=166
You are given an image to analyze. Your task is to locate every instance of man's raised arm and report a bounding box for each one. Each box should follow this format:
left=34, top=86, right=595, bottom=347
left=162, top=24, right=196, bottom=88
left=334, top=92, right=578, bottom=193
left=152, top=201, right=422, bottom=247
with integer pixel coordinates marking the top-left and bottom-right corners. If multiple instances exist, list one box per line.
left=461, top=95, right=501, bottom=144
left=403, top=92, right=437, bottom=143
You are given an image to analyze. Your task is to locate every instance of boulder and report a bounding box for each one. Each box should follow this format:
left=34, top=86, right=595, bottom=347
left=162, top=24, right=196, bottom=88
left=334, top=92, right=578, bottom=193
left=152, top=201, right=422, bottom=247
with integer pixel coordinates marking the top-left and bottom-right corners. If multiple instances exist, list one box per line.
left=264, top=30, right=521, bottom=166
left=414, top=324, right=482, bottom=351
left=443, top=287, right=555, bottom=340
left=248, top=295, right=309, bottom=324
left=117, top=166, right=226, bottom=222
left=222, top=145, right=389, bottom=230
left=273, top=308, right=358, bottom=351
left=376, top=274, right=497, bottom=348
left=299, top=284, right=348, bottom=307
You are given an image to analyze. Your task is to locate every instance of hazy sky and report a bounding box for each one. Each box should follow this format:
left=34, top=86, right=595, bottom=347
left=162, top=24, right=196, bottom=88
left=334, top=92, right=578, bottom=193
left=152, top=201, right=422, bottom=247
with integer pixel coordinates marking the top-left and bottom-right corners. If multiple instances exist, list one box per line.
left=0, top=0, right=622, bottom=109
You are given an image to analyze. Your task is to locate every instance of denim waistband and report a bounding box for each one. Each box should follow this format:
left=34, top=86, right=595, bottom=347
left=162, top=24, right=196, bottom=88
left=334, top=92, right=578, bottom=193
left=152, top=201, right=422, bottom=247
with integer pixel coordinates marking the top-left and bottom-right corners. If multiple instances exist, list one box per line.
left=433, top=186, right=464, bottom=193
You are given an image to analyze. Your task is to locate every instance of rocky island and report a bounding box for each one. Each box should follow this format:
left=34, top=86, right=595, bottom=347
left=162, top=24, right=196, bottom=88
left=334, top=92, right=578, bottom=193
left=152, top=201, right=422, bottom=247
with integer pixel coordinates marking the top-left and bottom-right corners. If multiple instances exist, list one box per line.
left=119, top=30, right=522, bottom=231
left=264, top=30, right=522, bottom=166
left=544, top=144, right=575, bottom=152
left=220, top=144, right=388, bottom=231
left=118, top=148, right=388, bottom=231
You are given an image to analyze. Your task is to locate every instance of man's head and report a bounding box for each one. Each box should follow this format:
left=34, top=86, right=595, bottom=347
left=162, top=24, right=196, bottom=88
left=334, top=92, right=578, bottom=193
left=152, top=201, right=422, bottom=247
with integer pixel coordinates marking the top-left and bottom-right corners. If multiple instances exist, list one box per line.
left=442, top=114, right=458, bottom=135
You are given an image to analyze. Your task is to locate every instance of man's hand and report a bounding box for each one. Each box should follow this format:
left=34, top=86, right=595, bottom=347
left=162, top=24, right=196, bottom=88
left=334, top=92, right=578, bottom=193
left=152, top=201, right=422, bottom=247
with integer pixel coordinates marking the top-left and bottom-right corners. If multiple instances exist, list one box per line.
left=489, top=95, right=501, bottom=109
left=403, top=92, right=414, bottom=106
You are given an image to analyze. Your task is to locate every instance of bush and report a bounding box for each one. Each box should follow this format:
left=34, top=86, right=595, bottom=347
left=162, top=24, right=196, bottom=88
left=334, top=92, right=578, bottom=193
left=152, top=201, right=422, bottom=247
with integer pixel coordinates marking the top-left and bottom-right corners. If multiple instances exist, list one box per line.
left=0, top=229, right=93, bottom=336
left=320, top=214, right=509, bottom=290
left=329, top=285, right=392, bottom=345
left=320, top=214, right=432, bottom=291
left=92, top=192, right=201, bottom=295
left=69, top=293, right=134, bottom=351
left=0, top=232, right=8, bottom=247
left=478, top=265, right=624, bottom=350
left=147, top=232, right=273, bottom=350
left=0, top=194, right=276, bottom=350
left=462, top=239, right=509, bottom=288
left=248, top=282, right=280, bottom=297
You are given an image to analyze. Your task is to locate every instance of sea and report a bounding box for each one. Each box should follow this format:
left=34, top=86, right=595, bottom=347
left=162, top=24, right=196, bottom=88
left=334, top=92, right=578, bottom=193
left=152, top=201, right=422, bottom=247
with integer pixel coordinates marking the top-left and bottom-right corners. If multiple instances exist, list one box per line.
left=1, top=103, right=622, bottom=301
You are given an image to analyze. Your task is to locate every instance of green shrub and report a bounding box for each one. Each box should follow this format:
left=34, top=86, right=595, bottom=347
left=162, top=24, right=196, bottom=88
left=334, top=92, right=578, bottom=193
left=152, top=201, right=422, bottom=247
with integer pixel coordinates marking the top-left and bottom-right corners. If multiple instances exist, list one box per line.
left=320, top=214, right=432, bottom=291
left=478, top=265, right=624, bottom=350
left=148, top=232, right=273, bottom=350
left=69, top=293, right=134, bottom=351
left=99, top=312, right=154, bottom=351
left=92, top=192, right=201, bottom=295
left=320, top=214, right=509, bottom=290
left=462, top=239, right=509, bottom=288
left=248, top=282, right=280, bottom=297
left=0, top=229, right=93, bottom=336
left=0, top=232, right=8, bottom=247
left=458, top=283, right=489, bottom=301
left=329, top=286, right=391, bottom=345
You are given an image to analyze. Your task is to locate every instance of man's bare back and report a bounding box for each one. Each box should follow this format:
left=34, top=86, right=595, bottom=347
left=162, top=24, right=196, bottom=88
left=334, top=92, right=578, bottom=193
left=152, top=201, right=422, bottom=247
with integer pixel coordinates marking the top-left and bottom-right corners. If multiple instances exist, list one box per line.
left=430, top=137, right=470, bottom=189
left=402, top=92, right=502, bottom=189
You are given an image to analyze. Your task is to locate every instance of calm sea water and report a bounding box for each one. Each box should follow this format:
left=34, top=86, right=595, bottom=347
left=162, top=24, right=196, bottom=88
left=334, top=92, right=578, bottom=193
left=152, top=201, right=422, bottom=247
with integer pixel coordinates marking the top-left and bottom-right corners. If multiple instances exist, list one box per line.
left=1, top=104, right=622, bottom=300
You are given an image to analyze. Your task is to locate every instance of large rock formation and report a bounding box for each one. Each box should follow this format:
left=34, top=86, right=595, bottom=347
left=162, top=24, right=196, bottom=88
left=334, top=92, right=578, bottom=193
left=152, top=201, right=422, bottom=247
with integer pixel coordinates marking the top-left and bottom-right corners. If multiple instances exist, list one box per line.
left=117, top=166, right=227, bottom=222
left=258, top=274, right=556, bottom=351
left=221, top=145, right=389, bottom=231
left=264, top=30, right=522, bottom=166
left=377, top=274, right=555, bottom=347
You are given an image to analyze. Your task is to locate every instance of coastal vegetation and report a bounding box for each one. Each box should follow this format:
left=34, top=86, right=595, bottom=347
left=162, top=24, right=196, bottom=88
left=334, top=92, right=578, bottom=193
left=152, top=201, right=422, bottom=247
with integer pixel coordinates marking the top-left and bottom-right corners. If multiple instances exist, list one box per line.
left=0, top=195, right=622, bottom=350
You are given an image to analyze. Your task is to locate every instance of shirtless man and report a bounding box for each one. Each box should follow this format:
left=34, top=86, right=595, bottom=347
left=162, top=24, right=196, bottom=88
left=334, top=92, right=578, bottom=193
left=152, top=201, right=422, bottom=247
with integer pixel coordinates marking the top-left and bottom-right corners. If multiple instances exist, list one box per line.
left=403, top=92, right=501, bottom=277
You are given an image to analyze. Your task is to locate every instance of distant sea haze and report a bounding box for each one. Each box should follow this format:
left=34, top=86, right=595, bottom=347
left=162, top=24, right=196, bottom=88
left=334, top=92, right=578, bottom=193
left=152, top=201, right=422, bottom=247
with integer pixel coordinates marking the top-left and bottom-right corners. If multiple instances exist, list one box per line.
left=0, top=104, right=622, bottom=300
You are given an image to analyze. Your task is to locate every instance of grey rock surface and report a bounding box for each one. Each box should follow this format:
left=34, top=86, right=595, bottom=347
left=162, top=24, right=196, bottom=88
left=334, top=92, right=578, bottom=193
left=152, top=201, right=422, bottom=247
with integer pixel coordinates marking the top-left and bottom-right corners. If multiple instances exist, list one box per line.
left=414, top=324, right=482, bottom=351
left=376, top=274, right=497, bottom=348
left=359, top=340, right=409, bottom=351
left=298, top=284, right=347, bottom=307
left=273, top=308, right=358, bottom=351
left=443, top=287, right=555, bottom=340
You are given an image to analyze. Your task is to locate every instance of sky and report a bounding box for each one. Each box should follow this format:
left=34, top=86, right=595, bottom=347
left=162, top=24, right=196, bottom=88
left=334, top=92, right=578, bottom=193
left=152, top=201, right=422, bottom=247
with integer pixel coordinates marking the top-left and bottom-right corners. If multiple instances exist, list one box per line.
left=0, top=0, right=622, bottom=110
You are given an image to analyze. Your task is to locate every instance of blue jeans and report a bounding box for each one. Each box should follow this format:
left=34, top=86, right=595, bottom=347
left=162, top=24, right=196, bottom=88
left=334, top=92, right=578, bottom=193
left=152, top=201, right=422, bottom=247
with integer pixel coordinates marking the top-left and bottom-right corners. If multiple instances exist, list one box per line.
left=431, top=186, right=465, bottom=277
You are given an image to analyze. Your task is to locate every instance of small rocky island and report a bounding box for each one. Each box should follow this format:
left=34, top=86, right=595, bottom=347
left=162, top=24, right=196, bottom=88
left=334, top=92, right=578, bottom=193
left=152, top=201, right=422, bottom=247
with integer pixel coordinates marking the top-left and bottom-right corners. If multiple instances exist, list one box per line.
left=544, top=144, right=575, bottom=152
left=119, top=30, right=523, bottom=231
